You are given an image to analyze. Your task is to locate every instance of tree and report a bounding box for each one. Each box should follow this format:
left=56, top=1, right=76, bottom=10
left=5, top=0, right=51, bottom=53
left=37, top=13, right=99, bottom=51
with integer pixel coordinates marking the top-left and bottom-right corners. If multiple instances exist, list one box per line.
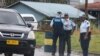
left=51, top=0, right=67, bottom=3
left=66, top=0, right=70, bottom=4
left=5, top=0, right=19, bottom=6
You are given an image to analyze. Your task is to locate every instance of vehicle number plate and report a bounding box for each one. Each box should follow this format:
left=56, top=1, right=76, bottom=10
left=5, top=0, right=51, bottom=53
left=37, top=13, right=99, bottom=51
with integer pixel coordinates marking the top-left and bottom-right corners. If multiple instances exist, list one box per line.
left=6, top=40, right=19, bottom=45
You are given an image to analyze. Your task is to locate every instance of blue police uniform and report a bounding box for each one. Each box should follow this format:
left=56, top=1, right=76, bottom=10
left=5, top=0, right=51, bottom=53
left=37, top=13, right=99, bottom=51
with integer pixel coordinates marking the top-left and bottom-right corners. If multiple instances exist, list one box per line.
left=50, top=17, right=64, bottom=56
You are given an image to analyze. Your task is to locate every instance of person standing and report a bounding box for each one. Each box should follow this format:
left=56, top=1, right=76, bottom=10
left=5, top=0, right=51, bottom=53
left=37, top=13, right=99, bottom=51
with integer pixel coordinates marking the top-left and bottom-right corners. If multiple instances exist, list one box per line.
left=50, top=11, right=64, bottom=56
left=80, top=15, right=91, bottom=56
left=63, top=14, right=76, bottom=56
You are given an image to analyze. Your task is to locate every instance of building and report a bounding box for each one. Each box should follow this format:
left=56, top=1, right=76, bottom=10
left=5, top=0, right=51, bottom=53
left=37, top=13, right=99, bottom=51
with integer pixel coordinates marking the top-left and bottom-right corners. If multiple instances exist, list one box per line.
left=80, top=2, right=100, bottom=17
left=8, top=1, right=95, bottom=22
left=0, top=0, right=81, bottom=7
left=94, top=0, right=100, bottom=2
left=80, top=2, right=100, bottom=27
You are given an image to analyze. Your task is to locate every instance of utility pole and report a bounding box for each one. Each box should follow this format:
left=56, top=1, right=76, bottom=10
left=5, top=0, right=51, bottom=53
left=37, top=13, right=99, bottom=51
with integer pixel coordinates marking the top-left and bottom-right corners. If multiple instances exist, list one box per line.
left=65, top=0, right=70, bottom=4
left=85, top=0, right=88, bottom=19
left=67, top=0, right=70, bottom=4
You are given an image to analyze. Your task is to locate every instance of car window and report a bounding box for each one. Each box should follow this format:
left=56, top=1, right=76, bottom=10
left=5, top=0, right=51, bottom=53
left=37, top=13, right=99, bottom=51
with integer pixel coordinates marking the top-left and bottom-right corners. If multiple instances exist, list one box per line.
left=23, top=17, right=34, bottom=21
left=0, top=11, right=25, bottom=25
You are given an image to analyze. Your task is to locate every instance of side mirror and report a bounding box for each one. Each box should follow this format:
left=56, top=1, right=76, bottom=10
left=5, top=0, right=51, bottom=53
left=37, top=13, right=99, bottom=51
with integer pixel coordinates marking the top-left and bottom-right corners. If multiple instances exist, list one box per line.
left=27, top=23, right=34, bottom=30
left=27, top=23, right=32, bottom=28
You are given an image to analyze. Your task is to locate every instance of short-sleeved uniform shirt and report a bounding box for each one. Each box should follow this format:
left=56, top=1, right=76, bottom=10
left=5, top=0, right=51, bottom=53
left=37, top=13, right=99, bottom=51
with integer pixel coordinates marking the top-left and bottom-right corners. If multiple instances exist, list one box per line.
left=80, top=20, right=90, bottom=33
left=62, top=19, right=76, bottom=31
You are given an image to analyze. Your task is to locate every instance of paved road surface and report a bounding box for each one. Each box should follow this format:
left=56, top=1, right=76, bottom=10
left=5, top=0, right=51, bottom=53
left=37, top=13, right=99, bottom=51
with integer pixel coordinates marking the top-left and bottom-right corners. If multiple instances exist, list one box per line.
left=0, top=48, right=95, bottom=56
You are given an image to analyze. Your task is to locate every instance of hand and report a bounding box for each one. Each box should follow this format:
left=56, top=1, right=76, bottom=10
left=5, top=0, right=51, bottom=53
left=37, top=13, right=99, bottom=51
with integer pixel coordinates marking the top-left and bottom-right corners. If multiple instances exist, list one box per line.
left=71, top=31, right=74, bottom=35
left=84, top=35, right=88, bottom=40
left=71, top=32, right=73, bottom=35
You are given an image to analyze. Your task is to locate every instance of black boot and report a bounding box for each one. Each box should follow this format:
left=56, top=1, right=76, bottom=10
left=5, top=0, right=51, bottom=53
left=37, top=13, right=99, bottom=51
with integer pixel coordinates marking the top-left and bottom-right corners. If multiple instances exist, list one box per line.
left=67, top=53, right=70, bottom=56
left=59, top=54, right=64, bottom=56
left=52, top=53, right=55, bottom=56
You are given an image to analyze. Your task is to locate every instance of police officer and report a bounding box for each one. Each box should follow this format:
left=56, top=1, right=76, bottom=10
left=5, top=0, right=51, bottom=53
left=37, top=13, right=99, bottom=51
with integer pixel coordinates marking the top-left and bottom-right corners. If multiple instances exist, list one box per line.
left=50, top=11, right=64, bottom=56
left=80, top=15, right=91, bottom=56
left=63, top=14, right=76, bottom=56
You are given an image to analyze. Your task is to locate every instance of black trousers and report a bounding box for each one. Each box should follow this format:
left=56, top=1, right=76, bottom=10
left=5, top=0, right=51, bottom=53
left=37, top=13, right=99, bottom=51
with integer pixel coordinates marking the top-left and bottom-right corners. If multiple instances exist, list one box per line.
left=80, top=32, right=91, bottom=56
left=52, top=31, right=65, bottom=55
left=63, top=30, right=72, bottom=54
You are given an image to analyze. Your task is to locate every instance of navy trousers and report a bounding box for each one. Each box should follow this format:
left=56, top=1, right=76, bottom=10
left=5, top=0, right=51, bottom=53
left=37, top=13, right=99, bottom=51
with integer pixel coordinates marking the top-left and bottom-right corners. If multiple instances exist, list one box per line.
left=63, top=30, right=71, bottom=54
left=52, top=31, right=65, bottom=55
left=80, top=32, right=91, bottom=56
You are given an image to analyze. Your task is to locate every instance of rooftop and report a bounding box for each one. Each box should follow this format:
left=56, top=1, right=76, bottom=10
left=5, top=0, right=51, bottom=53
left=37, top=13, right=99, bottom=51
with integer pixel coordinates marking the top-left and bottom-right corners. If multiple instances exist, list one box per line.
left=80, top=2, right=100, bottom=10
left=0, top=8, right=18, bottom=13
left=8, top=1, right=96, bottom=19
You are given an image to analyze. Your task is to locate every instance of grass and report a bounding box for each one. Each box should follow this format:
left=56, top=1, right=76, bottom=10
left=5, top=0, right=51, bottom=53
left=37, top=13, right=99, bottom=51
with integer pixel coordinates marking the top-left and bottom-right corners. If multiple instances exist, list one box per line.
left=35, top=28, right=100, bottom=54
left=89, top=35, right=100, bottom=54
left=35, top=32, right=45, bottom=46
left=72, top=30, right=100, bottom=54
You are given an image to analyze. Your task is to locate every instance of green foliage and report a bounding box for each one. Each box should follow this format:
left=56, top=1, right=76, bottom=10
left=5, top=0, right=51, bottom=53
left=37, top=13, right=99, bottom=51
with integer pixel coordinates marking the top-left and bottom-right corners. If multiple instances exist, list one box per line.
left=89, top=35, right=100, bottom=54
left=72, top=32, right=100, bottom=54
left=35, top=32, right=45, bottom=46
left=5, top=0, right=18, bottom=6
left=35, top=29, right=100, bottom=54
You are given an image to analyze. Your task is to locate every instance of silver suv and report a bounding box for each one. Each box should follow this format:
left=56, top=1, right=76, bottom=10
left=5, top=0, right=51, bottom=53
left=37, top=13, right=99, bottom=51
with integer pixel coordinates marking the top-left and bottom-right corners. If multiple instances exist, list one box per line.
left=0, top=8, right=36, bottom=56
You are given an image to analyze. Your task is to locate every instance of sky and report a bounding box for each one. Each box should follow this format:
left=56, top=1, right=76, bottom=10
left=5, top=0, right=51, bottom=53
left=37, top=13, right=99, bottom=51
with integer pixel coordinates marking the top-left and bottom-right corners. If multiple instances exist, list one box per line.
left=80, top=0, right=94, bottom=4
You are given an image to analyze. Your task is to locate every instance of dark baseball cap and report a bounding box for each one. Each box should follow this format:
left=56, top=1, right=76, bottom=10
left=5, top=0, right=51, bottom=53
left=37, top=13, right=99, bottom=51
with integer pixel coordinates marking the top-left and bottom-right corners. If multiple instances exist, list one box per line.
left=64, top=13, right=69, bottom=16
left=57, top=11, right=62, bottom=14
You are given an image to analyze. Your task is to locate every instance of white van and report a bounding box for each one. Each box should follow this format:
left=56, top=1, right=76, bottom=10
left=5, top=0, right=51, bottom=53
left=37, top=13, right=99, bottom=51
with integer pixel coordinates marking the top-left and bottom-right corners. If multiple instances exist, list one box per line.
left=21, top=14, right=38, bottom=30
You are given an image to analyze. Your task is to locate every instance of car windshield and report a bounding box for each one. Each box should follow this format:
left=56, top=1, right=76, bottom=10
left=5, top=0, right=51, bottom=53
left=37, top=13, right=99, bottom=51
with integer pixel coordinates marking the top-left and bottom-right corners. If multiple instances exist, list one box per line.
left=23, top=17, right=34, bottom=21
left=0, top=11, right=25, bottom=25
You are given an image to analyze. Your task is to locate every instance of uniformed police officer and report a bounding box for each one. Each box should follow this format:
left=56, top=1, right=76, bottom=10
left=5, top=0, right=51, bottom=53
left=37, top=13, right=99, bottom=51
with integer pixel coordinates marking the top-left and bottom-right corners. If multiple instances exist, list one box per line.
left=50, top=11, right=64, bottom=56
left=80, top=15, right=91, bottom=56
left=63, top=14, right=76, bottom=56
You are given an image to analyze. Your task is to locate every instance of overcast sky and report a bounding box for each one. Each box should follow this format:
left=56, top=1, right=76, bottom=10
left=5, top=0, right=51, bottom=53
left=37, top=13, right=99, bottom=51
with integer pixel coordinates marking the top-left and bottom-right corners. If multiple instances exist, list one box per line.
left=80, top=0, right=94, bottom=3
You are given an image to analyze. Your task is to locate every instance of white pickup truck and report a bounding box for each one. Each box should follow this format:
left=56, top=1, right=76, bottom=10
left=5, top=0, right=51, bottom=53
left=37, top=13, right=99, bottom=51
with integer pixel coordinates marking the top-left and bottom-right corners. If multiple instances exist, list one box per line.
left=21, top=14, right=38, bottom=30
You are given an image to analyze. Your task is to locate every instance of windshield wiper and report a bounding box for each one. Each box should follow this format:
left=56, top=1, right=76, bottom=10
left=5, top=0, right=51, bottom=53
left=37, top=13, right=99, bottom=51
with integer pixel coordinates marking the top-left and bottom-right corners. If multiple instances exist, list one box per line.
left=0, top=23, right=25, bottom=26
left=0, top=23, right=7, bottom=24
left=15, top=24, right=25, bottom=26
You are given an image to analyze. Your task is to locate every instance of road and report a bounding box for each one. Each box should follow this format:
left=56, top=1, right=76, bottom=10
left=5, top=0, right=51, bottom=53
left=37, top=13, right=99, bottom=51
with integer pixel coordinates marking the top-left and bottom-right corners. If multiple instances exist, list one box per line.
left=0, top=47, right=80, bottom=56
left=0, top=47, right=95, bottom=56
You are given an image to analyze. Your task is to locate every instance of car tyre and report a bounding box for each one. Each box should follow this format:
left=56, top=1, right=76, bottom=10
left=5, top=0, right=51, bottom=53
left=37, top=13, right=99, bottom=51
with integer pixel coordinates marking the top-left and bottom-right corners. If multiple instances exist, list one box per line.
left=4, top=53, right=12, bottom=56
left=24, top=49, right=35, bottom=56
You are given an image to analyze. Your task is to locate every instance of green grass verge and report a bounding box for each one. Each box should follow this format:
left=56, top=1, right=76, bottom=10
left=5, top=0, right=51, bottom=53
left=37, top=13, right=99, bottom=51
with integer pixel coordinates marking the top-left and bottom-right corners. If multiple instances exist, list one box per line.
left=35, top=32, right=45, bottom=46
left=35, top=30, right=100, bottom=54
left=71, top=32, right=100, bottom=54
